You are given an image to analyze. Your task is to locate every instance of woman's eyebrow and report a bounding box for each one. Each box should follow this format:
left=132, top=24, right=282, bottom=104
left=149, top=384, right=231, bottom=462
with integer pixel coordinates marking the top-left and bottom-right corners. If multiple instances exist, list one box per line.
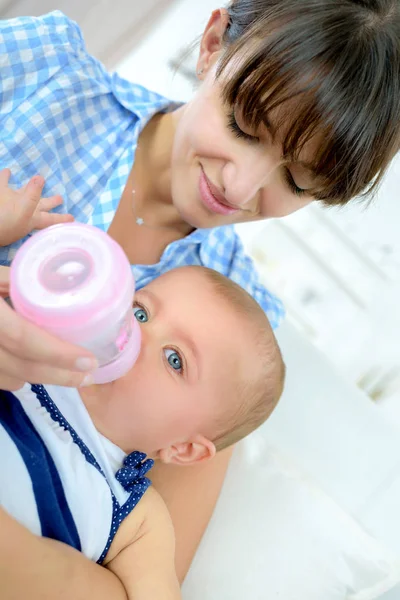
left=260, top=116, right=319, bottom=177
left=284, top=157, right=320, bottom=180
left=296, top=160, right=318, bottom=173
left=259, top=119, right=317, bottom=174
left=262, top=116, right=276, bottom=140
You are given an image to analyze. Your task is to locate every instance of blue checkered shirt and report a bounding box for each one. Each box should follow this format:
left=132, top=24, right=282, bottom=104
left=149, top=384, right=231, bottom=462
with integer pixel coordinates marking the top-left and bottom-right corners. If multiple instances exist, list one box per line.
left=0, top=11, right=284, bottom=328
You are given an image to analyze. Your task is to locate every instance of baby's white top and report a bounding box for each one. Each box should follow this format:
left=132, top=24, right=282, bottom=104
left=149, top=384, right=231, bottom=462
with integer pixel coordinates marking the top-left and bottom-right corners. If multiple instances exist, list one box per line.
left=0, top=384, right=153, bottom=563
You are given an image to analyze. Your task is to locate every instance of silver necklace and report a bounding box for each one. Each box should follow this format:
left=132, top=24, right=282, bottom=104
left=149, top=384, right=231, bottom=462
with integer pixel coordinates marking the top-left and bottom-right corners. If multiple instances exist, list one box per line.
left=131, top=188, right=180, bottom=232
left=132, top=189, right=144, bottom=227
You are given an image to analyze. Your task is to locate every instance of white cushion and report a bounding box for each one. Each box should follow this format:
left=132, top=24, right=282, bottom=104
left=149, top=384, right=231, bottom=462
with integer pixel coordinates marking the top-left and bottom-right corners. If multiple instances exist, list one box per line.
left=183, top=434, right=400, bottom=600
left=268, top=321, right=400, bottom=521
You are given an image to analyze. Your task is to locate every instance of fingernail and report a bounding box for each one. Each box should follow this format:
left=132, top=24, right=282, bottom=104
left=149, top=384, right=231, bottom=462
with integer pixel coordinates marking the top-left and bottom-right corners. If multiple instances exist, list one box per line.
left=80, top=374, right=95, bottom=388
left=75, top=357, right=97, bottom=372
left=32, top=175, right=44, bottom=186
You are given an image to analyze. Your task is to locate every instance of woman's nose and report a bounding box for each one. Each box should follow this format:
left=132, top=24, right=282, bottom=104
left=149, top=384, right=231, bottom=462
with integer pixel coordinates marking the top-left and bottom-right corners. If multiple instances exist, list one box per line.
left=224, top=152, right=280, bottom=208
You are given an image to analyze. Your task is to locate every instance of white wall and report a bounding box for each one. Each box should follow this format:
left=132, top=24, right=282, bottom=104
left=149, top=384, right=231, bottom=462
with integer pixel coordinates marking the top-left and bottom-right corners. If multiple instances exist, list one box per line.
left=0, top=0, right=177, bottom=69
left=117, top=0, right=219, bottom=100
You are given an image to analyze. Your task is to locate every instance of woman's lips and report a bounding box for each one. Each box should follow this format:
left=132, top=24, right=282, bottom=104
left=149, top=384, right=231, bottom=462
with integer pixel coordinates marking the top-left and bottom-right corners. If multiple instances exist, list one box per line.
left=199, top=169, right=239, bottom=216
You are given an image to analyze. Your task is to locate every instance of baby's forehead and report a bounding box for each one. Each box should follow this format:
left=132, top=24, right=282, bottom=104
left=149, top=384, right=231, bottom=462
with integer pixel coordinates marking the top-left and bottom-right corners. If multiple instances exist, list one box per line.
left=156, top=266, right=268, bottom=336
left=154, top=266, right=204, bottom=287
left=155, top=267, right=223, bottom=300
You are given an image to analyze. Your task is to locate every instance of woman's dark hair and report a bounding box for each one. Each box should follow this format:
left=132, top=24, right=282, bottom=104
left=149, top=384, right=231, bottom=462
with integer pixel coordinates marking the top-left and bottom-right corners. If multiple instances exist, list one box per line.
left=217, top=0, right=400, bottom=204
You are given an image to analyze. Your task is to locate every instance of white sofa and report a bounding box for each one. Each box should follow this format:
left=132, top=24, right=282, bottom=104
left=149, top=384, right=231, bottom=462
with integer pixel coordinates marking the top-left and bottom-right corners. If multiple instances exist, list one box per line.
left=182, top=321, right=400, bottom=599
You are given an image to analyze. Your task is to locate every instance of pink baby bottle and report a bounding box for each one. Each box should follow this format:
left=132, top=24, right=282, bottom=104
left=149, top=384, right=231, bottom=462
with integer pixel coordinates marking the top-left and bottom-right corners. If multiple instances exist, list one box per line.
left=10, top=223, right=141, bottom=384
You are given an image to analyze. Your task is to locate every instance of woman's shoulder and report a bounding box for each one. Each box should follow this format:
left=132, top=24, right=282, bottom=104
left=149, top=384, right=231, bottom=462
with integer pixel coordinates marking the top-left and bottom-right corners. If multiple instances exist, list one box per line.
left=0, top=11, right=98, bottom=119
left=196, top=224, right=249, bottom=269
left=206, top=227, right=285, bottom=329
left=0, top=11, right=85, bottom=58
left=161, top=226, right=285, bottom=329
left=110, top=72, right=177, bottom=119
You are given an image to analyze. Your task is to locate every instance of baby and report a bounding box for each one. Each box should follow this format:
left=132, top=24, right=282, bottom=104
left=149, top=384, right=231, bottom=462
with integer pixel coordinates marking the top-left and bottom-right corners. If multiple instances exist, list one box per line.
left=0, top=178, right=285, bottom=598
left=0, top=264, right=285, bottom=599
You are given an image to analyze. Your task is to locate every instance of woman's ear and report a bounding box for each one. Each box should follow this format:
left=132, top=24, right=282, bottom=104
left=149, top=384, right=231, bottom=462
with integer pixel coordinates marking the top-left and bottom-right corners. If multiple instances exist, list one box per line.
left=158, top=434, right=216, bottom=466
left=197, top=9, right=230, bottom=78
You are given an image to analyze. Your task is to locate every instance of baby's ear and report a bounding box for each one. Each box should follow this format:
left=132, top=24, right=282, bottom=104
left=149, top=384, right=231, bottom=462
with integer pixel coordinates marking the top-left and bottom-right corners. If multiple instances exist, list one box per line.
left=158, top=435, right=216, bottom=466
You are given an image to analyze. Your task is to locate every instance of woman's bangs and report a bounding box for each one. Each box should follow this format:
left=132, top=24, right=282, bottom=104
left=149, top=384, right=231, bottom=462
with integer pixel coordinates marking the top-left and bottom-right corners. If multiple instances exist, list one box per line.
left=216, top=14, right=400, bottom=204
left=218, top=54, right=343, bottom=201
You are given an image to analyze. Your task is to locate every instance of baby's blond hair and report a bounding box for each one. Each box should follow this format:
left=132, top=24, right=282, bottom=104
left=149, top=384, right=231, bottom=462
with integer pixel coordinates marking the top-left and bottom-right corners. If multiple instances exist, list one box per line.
left=187, top=266, right=285, bottom=452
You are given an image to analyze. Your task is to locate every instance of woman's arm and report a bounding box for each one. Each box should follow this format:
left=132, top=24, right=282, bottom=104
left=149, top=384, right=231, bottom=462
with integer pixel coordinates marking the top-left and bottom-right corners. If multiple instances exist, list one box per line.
left=0, top=507, right=127, bottom=600
left=150, top=445, right=234, bottom=582
left=0, top=488, right=181, bottom=600
left=0, top=267, right=97, bottom=391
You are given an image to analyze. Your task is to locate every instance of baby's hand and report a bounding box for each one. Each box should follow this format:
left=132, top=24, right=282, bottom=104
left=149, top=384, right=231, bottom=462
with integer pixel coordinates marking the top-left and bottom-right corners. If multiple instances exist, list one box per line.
left=0, top=266, right=10, bottom=298
left=0, top=168, right=74, bottom=246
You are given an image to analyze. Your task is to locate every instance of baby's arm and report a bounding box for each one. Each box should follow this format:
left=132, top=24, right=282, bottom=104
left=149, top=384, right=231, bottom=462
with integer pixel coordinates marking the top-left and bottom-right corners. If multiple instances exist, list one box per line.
left=104, top=486, right=182, bottom=599
left=0, top=488, right=181, bottom=600
left=0, top=168, right=73, bottom=247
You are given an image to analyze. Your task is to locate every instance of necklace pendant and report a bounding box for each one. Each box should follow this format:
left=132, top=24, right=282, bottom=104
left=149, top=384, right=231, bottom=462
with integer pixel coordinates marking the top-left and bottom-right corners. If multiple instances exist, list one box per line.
left=136, top=217, right=144, bottom=226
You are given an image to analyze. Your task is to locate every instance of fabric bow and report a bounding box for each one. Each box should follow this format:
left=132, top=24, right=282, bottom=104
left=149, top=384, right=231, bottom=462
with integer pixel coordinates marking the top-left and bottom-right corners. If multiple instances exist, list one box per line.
left=115, top=451, right=154, bottom=492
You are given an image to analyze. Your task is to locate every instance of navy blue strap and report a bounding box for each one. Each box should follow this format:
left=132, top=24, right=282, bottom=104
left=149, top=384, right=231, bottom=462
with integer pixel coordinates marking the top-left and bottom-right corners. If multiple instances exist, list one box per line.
left=0, top=390, right=81, bottom=551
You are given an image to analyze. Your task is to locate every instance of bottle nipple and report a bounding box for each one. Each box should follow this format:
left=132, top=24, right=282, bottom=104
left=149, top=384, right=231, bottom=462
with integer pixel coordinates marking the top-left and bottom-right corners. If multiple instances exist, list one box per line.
left=38, top=249, right=94, bottom=293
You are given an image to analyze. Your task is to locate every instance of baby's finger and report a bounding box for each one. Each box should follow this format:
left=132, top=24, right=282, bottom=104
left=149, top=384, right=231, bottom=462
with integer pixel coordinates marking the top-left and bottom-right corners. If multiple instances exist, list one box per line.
left=0, top=266, right=10, bottom=298
left=0, top=298, right=97, bottom=372
left=38, top=194, right=64, bottom=211
left=33, top=211, right=74, bottom=230
left=20, top=175, right=45, bottom=219
left=0, top=168, right=11, bottom=187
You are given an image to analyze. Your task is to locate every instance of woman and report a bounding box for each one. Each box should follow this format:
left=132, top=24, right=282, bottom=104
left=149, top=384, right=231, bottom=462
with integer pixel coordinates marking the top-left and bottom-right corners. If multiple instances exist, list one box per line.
left=0, top=0, right=399, bottom=588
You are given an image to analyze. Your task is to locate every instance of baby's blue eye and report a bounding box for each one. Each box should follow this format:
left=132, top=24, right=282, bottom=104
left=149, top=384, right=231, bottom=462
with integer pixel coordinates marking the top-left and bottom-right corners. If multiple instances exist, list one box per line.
left=164, top=348, right=182, bottom=372
left=133, top=306, right=148, bottom=323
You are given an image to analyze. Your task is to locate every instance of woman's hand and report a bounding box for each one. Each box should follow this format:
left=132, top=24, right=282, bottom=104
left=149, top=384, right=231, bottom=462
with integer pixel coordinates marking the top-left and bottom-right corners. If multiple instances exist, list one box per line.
left=0, top=266, right=97, bottom=391
left=0, top=168, right=73, bottom=246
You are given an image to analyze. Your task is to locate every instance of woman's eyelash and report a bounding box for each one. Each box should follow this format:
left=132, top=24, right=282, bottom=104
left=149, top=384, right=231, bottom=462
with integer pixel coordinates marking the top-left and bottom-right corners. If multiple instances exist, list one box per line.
left=227, top=112, right=306, bottom=197
left=283, top=168, right=306, bottom=197
left=227, top=112, right=259, bottom=143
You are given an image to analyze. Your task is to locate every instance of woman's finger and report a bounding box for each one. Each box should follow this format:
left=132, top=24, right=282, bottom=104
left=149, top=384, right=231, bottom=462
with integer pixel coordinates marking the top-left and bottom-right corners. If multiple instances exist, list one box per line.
left=0, top=298, right=97, bottom=373
left=0, top=373, right=25, bottom=392
left=0, top=346, right=94, bottom=388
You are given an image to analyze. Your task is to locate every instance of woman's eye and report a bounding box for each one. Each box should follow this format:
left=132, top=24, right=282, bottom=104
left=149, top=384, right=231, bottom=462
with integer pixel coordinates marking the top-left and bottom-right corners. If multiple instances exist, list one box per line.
left=283, top=168, right=307, bottom=197
left=227, top=112, right=259, bottom=143
left=133, top=305, right=149, bottom=323
left=164, top=348, right=184, bottom=374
